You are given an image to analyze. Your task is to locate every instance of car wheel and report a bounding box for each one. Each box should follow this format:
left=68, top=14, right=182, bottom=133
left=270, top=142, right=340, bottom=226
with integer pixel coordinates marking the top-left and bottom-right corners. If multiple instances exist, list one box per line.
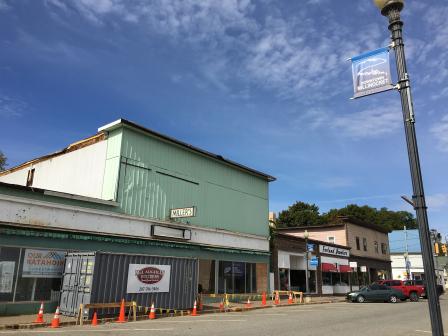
left=356, top=295, right=365, bottom=303
left=390, top=295, right=398, bottom=303
left=410, top=292, right=419, bottom=302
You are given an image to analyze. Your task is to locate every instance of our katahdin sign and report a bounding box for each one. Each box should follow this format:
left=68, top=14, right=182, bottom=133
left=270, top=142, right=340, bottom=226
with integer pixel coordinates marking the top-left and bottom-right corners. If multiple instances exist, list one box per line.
left=319, top=244, right=350, bottom=258
left=170, top=207, right=196, bottom=219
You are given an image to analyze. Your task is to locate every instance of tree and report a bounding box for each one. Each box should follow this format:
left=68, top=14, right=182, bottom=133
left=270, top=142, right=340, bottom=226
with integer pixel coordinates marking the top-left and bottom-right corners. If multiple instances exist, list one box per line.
left=0, top=151, right=6, bottom=171
left=322, top=204, right=417, bottom=231
left=276, top=201, right=323, bottom=228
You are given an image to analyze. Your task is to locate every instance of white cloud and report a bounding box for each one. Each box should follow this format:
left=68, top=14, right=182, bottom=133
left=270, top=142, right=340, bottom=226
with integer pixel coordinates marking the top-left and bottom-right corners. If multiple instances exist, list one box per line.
left=318, top=177, right=354, bottom=189
left=331, top=103, right=402, bottom=139
left=44, top=1, right=385, bottom=103
left=430, top=115, right=448, bottom=152
left=426, top=193, right=448, bottom=211
left=0, top=0, right=9, bottom=11
left=0, top=93, right=27, bottom=118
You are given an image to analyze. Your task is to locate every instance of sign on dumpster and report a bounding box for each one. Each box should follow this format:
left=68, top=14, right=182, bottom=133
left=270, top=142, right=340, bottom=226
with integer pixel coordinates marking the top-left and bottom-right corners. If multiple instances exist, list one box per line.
left=127, top=264, right=171, bottom=293
left=350, top=47, right=394, bottom=99
left=22, top=249, right=66, bottom=278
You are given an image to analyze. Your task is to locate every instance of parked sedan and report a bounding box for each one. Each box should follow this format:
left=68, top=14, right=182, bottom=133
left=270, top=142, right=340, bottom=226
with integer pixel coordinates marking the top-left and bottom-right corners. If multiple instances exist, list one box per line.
left=346, top=284, right=406, bottom=303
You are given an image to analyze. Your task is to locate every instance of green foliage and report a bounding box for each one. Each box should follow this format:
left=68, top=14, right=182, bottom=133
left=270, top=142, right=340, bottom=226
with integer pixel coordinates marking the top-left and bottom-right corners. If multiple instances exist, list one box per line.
left=276, top=201, right=417, bottom=231
left=0, top=151, right=6, bottom=171
left=276, top=201, right=323, bottom=228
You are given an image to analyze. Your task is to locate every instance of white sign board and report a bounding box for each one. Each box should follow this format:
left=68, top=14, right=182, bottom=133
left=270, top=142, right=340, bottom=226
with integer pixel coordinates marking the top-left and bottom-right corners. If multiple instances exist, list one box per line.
left=170, top=207, right=196, bottom=219
left=319, top=244, right=350, bottom=257
left=360, top=266, right=367, bottom=273
left=127, top=264, right=171, bottom=293
left=0, top=262, right=15, bottom=293
left=349, top=261, right=358, bottom=268
left=22, top=249, right=66, bottom=278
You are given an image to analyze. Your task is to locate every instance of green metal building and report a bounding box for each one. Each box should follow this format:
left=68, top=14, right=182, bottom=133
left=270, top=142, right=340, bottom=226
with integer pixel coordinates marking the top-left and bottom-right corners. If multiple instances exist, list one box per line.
left=0, top=119, right=275, bottom=315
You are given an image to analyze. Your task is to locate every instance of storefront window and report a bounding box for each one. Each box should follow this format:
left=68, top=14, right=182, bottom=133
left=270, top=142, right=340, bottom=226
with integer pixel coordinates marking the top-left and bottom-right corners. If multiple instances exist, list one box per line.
left=218, top=261, right=257, bottom=294
left=0, top=247, right=65, bottom=303
left=198, top=259, right=215, bottom=294
left=279, top=268, right=289, bottom=291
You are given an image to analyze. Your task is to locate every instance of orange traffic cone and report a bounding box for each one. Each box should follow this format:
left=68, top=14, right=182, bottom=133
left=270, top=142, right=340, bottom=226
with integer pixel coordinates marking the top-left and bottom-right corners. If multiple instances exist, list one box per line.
left=245, top=298, right=252, bottom=309
left=50, top=306, right=60, bottom=328
left=191, top=300, right=199, bottom=316
left=116, top=299, right=126, bottom=323
left=274, top=292, right=280, bottom=305
left=33, top=302, right=45, bottom=324
left=148, top=303, right=156, bottom=320
left=261, top=292, right=267, bottom=306
left=219, top=300, right=224, bottom=312
left=288, top=292, right=293, bottom=304
left=91, top=311, right=98, bottom=326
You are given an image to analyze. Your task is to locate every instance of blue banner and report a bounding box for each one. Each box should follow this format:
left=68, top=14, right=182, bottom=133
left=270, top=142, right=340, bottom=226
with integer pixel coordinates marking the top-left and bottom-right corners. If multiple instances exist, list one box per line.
left=351, top=47, right=394, bottom=98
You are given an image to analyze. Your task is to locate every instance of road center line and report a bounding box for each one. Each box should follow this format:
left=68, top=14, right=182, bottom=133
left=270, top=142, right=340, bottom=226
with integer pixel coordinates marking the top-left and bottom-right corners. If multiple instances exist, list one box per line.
left=415, top=330, right=448, bottom=335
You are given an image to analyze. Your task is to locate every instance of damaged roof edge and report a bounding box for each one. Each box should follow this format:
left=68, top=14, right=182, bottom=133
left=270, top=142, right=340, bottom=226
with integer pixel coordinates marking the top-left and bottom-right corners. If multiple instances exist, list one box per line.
left=0, top=132, right=107, bottom=176
left=0, top=181, right=118, bottom=207
left=99, top=118, right=276, bottom=182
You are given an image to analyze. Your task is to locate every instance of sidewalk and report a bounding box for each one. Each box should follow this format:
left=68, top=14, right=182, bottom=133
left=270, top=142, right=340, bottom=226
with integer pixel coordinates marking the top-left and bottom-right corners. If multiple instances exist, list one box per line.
left=0, top=296, right=347, bottom=330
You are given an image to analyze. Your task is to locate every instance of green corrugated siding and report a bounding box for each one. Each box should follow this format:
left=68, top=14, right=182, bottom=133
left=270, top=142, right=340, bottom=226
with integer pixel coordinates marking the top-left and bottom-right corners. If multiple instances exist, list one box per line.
left=102, top=129, right=122, bottom=200
left=113, top=127, right=269, bottom=236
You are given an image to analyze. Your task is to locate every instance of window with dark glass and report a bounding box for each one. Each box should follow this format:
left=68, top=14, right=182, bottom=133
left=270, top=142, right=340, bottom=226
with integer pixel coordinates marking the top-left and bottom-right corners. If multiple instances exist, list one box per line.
left=356, top=237, right=360, bottom=250
left=363, top=238, right=367, bottom=251
left=374, top=241, right=379, bottom=253
left=217, top=261, right=257, bottom=294
left=381, top=243, right=387, bottom=254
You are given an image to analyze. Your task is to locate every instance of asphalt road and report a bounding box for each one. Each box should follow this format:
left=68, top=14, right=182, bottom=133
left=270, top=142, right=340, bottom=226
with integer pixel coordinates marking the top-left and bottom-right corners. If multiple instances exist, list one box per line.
left=3, top=296, right=448, bottom=336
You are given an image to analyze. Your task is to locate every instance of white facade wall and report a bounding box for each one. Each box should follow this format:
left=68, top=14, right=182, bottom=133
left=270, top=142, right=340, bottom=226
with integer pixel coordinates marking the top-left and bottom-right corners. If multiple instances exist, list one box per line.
left=0, top=141, right=107, bottom=199
left=0, top=193, right=269, bottom=252
left=391, top=253, right=424, bottom=280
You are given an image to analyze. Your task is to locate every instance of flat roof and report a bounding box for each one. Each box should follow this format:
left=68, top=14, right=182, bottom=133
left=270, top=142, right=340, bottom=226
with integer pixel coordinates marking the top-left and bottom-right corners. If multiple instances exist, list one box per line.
left=99, top=118, right=276, bottom=182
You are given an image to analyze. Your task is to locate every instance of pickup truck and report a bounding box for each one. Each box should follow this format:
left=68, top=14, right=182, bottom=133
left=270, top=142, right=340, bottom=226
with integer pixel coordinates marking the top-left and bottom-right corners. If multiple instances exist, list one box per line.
left=376, top=280, right=425, bottom=301
left=404, top=279, right=445, bottom=298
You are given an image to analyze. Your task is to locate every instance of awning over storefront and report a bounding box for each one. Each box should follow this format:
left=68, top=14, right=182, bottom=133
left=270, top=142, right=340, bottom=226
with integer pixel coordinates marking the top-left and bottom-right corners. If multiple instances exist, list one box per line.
left=321, top=262, right=338, bottom=272
left=339, top=265, right=352, bottom=273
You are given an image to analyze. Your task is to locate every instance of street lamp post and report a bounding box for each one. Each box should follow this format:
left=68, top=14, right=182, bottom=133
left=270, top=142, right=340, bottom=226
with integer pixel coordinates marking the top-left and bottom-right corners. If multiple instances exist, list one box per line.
left=304, top=230, right=310, bottom=294
left=403, top=251, right=410, bottom=280
left=373, top=1, right=444, bottom=335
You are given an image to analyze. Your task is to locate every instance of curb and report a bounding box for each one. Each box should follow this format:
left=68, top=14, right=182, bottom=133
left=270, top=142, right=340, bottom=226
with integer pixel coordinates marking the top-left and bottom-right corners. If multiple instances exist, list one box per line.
left=0, top=300, right=345, bottom=330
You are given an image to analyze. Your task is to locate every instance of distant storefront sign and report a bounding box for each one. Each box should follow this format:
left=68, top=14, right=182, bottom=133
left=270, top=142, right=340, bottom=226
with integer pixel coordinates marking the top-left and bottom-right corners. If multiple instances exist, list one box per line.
left=307, top=243, right=315, bottom=252
left=360, top=266, right=367, bottom=273
left=310, top=257, right=319, bottom=267
left=319, top=244, right=350, bottom=258
left=349, top=261, right=358, bottom=268
left=351, top=47, right=394, bottom=99
left=22, top=249, right=66, bottom=278
left=127, top=264, right=171, bottom=293
left=170, top=207, right=196, bottom=219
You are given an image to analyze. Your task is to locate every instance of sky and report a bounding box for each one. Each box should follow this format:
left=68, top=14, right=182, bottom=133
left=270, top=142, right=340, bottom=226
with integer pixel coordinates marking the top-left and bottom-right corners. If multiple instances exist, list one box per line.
left=0, top=0, right=447, bottom=238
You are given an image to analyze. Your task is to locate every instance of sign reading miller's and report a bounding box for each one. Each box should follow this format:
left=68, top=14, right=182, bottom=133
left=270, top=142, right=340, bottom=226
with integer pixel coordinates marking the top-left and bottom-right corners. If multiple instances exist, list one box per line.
left=170, top=206, right=196, bottom=219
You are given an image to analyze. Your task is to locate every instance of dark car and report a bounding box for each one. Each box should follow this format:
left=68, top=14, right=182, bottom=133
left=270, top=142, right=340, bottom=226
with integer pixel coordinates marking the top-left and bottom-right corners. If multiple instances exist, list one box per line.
left=346, top=284, right=406, bottom=303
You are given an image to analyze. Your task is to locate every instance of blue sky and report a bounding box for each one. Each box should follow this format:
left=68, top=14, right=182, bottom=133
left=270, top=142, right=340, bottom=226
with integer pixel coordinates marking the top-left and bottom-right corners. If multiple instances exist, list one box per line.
left=0, top=0, right=447, bottom=237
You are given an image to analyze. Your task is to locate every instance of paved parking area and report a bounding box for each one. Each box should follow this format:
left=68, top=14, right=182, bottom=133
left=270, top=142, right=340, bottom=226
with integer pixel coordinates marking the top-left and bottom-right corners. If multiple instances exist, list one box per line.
left=2, top=296, right=447, bottom=336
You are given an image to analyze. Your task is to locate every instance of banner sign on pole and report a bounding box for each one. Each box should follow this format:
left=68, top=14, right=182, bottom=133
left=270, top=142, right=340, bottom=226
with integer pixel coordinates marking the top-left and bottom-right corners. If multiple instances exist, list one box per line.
left=127, top=264, right=171, bottom=293
left=350, top=47, right=394, bottom=98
